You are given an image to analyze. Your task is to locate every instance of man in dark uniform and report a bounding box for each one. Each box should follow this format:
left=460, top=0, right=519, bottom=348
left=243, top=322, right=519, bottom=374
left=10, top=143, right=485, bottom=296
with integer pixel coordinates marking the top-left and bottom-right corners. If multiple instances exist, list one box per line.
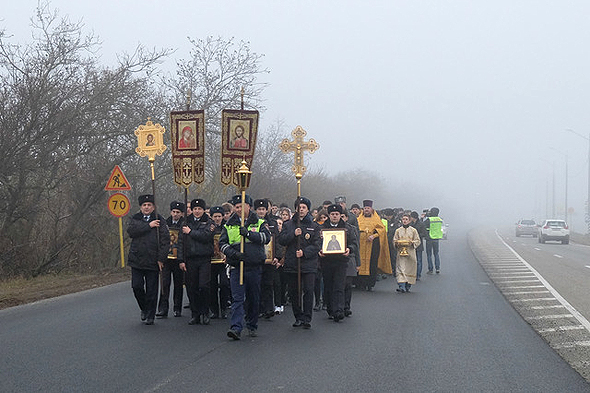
left=209, top=205, right=231, bottom=319
left=278, top=197, right=321, bottom=329
left=220, top=194, right=270, bottom=340
left=319, top=204, right=358, bottom=322
left=127, top=194, right=170, bottom=325
left=181, top=198, right=215, bottom=325
left=156, top=201, right=185, bottom=318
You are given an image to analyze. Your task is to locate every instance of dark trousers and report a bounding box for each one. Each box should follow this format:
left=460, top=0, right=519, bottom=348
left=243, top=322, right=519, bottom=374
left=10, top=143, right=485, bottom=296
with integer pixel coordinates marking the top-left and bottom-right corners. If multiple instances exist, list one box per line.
left=288, top=272, right=315, bottom=323
left=158, top=259, right=184, bottom=315
left=131, top=268, right=159, bottom=320
left=278, top=267, right=289, bottom=305
left=314, top=269, right=323, bottom=306
left=344, top=276, right=353, bottom=312
left=271, top=266, right=282, bottom=307
left=260, top=264, right=276, bottom=314
left=229, top=266, right=262, bottom=333
left=321, top=261, right=347, bottom=316
left=210, top=263, right=230, bottom=317
left=358, top=240, right=380, bottom=289
left=185, top=257, right=211, bottom=318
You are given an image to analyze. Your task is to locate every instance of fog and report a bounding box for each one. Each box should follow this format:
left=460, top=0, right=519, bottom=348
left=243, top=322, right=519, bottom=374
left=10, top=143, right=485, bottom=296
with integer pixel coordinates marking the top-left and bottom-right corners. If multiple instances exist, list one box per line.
left=4, top=1, right=590, bottom=231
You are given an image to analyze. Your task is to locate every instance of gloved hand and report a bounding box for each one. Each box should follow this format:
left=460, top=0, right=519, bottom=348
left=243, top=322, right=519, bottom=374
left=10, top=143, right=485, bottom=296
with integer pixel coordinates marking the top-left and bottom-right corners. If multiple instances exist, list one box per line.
left=239, top=226, right=249, bottom=237
left=232, top=251, right=246, bottom=261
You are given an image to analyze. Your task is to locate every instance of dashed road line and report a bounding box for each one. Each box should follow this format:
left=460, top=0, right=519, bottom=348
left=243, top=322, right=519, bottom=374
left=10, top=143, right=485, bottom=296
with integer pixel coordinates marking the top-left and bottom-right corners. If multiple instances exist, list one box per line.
left=538, top=326, right=585, bottom=333
left=554, top=254, right=563, bottom=259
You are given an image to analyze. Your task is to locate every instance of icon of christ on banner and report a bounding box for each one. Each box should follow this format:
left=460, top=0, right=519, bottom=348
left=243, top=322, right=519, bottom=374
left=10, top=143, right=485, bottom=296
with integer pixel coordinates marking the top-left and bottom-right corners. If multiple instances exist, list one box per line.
left=230, top=121, right=250, bottom=150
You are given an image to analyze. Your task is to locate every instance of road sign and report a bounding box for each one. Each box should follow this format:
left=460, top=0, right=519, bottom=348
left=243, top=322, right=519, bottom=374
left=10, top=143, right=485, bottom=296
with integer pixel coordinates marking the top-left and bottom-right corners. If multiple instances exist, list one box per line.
left=107, top=193, right=131, bottom=217
left=105, top=165, right=131, bottom=191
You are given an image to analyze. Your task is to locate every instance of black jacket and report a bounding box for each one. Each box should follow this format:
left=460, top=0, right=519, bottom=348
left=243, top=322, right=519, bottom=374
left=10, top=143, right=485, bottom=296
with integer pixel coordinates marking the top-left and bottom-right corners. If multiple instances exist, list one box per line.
left=127, top=212, right=170, bottom=270
left=319, top=219, right=358, bottom=265
left=219, top=211, right=270, bottom=268
left=278, top=212, right=321, bottom=274
left=184, top=213, right=215, bottom=259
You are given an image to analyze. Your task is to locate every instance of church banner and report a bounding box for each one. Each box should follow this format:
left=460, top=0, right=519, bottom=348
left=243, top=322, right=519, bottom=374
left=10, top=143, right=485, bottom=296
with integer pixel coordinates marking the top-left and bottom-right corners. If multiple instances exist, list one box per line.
left=220, top=109, right=259, bottom=187
left=169, top=110, right=205, bottom=187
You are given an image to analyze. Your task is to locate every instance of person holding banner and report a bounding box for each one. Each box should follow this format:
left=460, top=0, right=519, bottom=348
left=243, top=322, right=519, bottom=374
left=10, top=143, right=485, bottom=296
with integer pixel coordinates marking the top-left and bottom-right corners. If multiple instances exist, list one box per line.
left=127, top=194, right=170, bottom=325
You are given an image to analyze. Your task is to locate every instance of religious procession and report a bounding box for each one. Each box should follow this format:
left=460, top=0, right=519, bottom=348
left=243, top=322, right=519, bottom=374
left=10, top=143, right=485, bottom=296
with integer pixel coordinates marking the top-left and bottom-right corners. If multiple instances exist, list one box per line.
left=121, top=101, right=444, bottom=340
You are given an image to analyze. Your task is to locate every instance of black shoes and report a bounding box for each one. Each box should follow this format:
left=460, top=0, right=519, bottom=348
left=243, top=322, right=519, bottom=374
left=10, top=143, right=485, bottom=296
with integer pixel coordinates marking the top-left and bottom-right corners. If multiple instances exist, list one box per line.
left=156, top=312, right=167, bottom=319
left=140, top=311, right=147, bottom=321
left=333, top=313, right=344, bottom=322
left=292, top=320, right=303, bottom=327
left=145, top=319, right=154, bottom=325
left=248, top=329, right=258, bottom=337
left=227, top=329, right=241, bottom=340
left=201, top=314, right=210, bottom=325
left=302, top=322, right=311, bottom=329
left=344, top=310, right=352, bottom=317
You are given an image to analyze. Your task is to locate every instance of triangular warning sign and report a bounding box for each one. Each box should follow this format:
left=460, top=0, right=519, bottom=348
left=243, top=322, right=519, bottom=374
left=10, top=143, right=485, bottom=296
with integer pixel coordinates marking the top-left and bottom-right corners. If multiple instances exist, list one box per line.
left=105, top=165, right=132, bottom=191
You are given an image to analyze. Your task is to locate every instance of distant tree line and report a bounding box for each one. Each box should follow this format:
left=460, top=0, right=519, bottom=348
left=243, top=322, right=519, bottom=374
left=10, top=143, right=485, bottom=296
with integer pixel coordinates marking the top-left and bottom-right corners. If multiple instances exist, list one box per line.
left=0, top=5, right=390, bottom=279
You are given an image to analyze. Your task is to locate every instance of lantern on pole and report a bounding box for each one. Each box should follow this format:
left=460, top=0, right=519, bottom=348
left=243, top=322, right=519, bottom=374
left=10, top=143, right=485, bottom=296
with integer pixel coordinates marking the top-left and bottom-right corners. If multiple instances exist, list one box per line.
left=236, top=159, right=252, bottom=285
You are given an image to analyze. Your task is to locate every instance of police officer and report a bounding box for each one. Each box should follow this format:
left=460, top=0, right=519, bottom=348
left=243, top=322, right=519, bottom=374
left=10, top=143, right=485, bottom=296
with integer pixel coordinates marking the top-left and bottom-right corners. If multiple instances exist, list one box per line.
left=220, top=195, right=270, bottom=340
left=127, top=194, right=170, bottom=325
left=278, top=197, right=321, bottom=329
left=156, top=201, right=185, bottom=318
left=254, top=198, right=280, bottom=320
left=181, top=198, right=215, bottom=325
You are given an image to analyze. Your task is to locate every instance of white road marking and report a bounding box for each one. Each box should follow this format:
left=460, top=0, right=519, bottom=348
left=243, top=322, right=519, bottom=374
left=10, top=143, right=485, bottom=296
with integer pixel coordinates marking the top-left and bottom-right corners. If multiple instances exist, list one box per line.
left=528, top=314, right=573, bottom=320
left=511, top=298, right=557, bottom=302
left=538, top=326, right=585, bottom=333
left=553, top=341, right=590, bottom=349
left=503, top=285, right=546, bottom=290
left=534, top=247, right=541, bottom=250
left=503, top=290, right=550, bottom=295
left=497, top=280, right=541, bottom=284
left=496, top=230, right=590, bottom=333
left=585, top=265, right=590, bottom=269
left=531, top=305, right=566, bottom=310
left=553, top=254, right=563, bottom=258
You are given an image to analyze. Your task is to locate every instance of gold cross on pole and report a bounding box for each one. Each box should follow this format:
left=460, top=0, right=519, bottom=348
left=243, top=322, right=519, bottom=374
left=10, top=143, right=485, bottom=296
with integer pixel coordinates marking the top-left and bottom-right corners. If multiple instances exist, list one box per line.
left=279, top=125, right=319, bottom=196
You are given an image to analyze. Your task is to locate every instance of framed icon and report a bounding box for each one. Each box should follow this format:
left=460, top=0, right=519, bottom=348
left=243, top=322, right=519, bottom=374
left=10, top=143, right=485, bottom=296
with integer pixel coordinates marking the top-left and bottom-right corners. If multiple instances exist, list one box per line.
left=168, top=229, right=179, bottom=259
left=211, top=234, right=225, bottom=264
left=321, top=228, right=347, bottom=255
left=265, top=236, right=275, bottom=264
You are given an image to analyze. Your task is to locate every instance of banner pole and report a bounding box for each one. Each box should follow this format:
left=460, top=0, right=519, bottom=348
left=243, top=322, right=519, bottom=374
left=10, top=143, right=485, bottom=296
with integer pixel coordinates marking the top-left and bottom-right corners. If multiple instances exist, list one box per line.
left=119, top=217, right=125, bottom=268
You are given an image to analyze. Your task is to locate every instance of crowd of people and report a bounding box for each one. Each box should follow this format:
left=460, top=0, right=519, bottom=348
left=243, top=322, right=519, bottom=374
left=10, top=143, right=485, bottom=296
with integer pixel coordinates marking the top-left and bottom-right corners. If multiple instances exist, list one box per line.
left=126, top=194, right=444, bottom=340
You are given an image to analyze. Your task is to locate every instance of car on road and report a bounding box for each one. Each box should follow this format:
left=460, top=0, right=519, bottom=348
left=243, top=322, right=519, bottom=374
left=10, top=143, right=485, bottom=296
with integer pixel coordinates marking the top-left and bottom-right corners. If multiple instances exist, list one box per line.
left=515, top=219, right=537, bottom=237
left=538, top=219, right=570, bottom=244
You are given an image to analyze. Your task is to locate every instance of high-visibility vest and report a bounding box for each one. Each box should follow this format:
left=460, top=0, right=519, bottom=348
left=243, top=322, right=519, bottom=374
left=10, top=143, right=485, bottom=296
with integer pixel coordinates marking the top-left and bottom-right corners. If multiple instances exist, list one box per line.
left=225, top=219, right=264, bottom=245
left=428, top=217, right=443, bottom=239
left=381, top=218, right=388, bottom=233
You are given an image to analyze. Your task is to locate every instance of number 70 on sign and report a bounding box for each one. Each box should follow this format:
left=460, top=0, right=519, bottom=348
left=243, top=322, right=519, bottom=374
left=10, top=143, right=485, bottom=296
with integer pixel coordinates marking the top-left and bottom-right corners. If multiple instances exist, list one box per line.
left=108, top=193, right=130, bottom=217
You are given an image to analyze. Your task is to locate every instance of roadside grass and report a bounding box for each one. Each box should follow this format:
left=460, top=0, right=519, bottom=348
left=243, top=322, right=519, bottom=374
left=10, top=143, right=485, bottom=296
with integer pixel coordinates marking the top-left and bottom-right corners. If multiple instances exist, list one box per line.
left=0, top=269, right=130, bottom=310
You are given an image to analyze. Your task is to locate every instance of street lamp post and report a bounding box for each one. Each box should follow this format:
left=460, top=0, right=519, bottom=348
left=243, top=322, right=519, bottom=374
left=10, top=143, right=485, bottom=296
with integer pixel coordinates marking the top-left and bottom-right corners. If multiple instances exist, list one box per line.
left=550, top=147, right=568, bottom=223
left=566, top=129, right=590, bottom=233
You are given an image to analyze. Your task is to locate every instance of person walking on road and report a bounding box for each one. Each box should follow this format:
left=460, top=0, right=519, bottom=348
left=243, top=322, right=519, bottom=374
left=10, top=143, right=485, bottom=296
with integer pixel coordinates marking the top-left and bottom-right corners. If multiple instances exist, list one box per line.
left=424, top=207, right=443, bottom=274
left=394, top=213, right=421, bottom=293
left=127, top=194, right=170, bottom=325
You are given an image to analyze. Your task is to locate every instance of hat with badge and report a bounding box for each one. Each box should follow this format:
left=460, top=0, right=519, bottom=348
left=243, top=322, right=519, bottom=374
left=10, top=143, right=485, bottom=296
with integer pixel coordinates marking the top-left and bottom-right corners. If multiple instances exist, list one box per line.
left=138, top=194, right=155, bottom=205
left=253, top=198, right=268, bottom=210
left=363, top=199, right=373, bottom=208
left=190, top=198, right=207, bottom=209
left=170, top=201, right=185, bottom=212
left=327, top=204, right=343, bottom=214
left=295, top=196, right=311, bottom=210
left=350, top=203, right=361, bottom=210
left=230, top=194, right=253, bottom=206
left=334, top=196, right=346, bottom=204
left=210, top=206, right=224, bottom=215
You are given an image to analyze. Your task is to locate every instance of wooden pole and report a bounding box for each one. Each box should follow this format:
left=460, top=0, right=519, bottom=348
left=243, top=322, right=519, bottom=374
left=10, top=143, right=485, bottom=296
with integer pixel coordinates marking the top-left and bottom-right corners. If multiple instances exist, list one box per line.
left=240, top=189, right=246, bottom=285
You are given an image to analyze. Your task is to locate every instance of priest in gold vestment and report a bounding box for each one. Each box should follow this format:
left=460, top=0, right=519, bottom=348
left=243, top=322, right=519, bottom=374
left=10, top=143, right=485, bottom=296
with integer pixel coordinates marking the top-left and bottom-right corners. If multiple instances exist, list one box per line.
left=393, top=213, right=421, bottom=293
left=356, top=200, right=391, bottom=291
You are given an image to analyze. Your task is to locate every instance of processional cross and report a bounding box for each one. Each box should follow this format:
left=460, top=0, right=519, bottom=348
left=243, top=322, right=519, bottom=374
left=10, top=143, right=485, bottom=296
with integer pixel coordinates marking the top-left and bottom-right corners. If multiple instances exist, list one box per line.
left=279, top=126, right=320, bottom=196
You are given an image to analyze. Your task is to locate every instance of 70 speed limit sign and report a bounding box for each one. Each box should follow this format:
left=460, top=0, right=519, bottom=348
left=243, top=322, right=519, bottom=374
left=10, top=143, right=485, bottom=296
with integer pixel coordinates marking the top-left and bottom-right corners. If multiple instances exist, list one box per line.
left=107, top=193, right=131, bottom=217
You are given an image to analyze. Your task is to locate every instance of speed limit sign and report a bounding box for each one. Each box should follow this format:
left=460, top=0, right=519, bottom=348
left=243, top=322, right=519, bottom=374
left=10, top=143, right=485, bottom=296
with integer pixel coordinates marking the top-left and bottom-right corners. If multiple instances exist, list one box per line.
left=107, top=193, right=130, bottom=217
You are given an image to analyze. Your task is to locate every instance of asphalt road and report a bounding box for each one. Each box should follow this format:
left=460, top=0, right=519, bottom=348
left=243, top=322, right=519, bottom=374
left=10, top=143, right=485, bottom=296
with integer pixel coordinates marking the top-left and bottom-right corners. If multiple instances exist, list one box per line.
left=1, top=229, right=588, bottom=392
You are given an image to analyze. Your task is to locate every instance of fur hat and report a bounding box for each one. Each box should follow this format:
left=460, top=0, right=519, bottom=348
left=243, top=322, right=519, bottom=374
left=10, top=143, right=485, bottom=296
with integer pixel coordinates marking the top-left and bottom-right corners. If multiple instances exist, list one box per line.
left=295, top=197, right=312, bottom=210
left=169, top=201, right=185, bottom=212
left=327, top=204, right=343, bottom=214
left=138, top=194, right=154, bottom=205
left=210, top=206, right=224, bottom=215
left=230, top=194, right=253, bottom=206
left=253, top=198, right=268, bottom=210
left=191, top=198, right=207, bottom=209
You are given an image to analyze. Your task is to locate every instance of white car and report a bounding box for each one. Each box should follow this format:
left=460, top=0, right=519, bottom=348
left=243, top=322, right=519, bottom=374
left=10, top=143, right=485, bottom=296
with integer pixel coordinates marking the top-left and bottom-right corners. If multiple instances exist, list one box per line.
left=538, top=219, right=569, bottom=244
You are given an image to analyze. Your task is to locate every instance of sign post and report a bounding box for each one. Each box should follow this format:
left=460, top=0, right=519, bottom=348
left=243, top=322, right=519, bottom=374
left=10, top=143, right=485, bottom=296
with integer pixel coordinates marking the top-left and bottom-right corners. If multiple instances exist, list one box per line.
left=105, top=166, right=132, bottom=268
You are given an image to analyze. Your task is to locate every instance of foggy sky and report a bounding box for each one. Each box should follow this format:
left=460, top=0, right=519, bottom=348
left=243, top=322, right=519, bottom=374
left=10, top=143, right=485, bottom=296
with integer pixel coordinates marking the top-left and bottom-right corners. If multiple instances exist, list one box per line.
left=3, top=1, right=590, bottom=230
